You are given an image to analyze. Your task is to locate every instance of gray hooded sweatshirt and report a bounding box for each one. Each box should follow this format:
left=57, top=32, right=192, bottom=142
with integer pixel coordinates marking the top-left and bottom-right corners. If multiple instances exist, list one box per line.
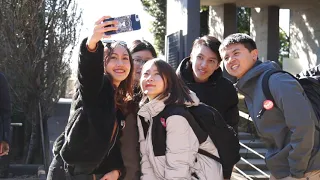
left=236, top=61, right=320, bottom=179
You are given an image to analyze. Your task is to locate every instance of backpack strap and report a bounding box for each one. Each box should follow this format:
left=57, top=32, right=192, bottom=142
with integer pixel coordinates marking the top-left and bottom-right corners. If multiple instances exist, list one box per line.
left=161, top=104, right=222, bottom=162
left=198, top=149, right=221, bottom=163
left=262, top=70, right=283, bottom=107
left=261, top=70, right=298, bottom=106
left=139, top=115, right=149, bottom=139
left=161, top=104, right=208, bottom=144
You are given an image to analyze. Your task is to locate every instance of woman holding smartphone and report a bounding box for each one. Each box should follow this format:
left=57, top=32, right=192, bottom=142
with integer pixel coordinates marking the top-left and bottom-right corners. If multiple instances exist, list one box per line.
left=47, top=16, right=134, bottom=180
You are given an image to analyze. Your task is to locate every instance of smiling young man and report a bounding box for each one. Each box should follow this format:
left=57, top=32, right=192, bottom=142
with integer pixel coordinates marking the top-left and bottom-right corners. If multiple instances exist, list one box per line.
left=176, top=35, right=239, bottom=179
left=219, top=33, right=320, bottom=180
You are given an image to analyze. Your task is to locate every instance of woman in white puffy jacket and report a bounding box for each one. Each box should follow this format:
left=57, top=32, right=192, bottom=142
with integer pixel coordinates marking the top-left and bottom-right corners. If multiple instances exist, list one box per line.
left=137, top=58, right=223, bottom=180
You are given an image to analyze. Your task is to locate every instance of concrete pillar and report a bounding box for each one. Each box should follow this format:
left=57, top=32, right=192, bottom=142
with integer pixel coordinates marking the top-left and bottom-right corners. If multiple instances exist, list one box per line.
left=250, top=8, right=268, bottom=61
left=290, top=6, right=320, bottom=69
left=250, top=6, right=279, bottom=63
left=208, top=5, right=224, bottom=41
left=268, top=6, right=280, bottom=62
left=166, top=0, right=200, bottom=57
left=208, top=4, right=237, bottom=83
left=224, top=4, right=237, bottom=38
left=209, top=3, right=237, bottom=41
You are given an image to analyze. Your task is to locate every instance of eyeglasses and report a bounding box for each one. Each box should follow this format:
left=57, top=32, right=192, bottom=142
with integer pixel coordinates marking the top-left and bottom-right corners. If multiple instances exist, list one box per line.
left=133, top=58, right=148, bottom=65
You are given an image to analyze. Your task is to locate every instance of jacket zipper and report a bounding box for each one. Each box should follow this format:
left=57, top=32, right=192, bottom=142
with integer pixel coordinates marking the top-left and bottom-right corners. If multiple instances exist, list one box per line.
left=107, top=122, right=119, bottom=156
left=92, top=120, right=120, bottom=172
left=243, top=95, right=263, bottom=137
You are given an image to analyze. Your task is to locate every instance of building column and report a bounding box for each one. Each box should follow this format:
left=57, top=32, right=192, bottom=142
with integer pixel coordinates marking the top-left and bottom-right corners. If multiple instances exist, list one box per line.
left=290, top=6, right=320, bottom=70
left=268, top=6, right=280, bottom=62
left=209, top=3, right=237, bottom=41
left=250, top=6, right=279, bottom=63
left=208, top=3, right=237, bottom=82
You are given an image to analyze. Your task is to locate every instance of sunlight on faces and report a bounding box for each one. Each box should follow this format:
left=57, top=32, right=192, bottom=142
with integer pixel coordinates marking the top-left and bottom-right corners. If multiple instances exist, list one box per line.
left=219, top=43, right=258, bottom=79
left=190, top=45, right=220, bottom=83
left=105, top=45, right=131, bottom=87
left=140, top=61, right=165, bottom=100
left=132, top=50, right=154, bottom=84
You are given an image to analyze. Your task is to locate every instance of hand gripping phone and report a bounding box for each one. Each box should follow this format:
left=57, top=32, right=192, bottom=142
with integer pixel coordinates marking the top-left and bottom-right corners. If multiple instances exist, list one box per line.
left=104, top=14, right=141, bottom=35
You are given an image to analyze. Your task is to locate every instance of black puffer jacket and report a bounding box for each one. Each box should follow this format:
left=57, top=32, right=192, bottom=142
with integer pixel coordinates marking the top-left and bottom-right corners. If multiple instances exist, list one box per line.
left=176, top=57, right=239, bottom=130
left=57, top=38, right=125, bottom=176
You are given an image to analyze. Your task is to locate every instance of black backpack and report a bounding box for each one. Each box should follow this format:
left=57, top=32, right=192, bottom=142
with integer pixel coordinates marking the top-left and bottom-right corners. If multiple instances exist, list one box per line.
left=140, top=103, right=240, bottom=178
left=260, top=66, right=320, bottom=133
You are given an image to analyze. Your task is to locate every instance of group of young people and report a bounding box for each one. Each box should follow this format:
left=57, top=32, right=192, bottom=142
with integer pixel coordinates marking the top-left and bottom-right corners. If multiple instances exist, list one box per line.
left=46, top=15, right=320, bottom=180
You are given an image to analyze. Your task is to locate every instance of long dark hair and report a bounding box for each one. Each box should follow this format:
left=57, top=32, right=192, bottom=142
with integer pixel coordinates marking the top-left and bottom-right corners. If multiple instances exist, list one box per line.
left=141, top=59, right=193, bottom=105
left=104, top=42, right=134, bottom=110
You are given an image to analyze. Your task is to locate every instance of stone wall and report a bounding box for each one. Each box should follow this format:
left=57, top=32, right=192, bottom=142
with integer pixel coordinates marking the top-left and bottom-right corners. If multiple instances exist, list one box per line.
left=290, top=6, right=320, bottom=69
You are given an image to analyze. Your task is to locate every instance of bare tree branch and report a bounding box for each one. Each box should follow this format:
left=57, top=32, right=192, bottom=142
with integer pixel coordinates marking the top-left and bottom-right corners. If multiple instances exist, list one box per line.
left=0, top=0, right=82, bottom=163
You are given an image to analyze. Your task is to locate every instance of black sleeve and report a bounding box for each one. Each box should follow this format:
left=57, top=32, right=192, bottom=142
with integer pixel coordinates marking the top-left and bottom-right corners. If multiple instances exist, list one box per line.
left=223, top=80, right=240, bottom=132
left=224, top=104, right=239, bottom=133
left=0, top=73, right=11, bottom=143
left=78, top=37, right=105, bottom=104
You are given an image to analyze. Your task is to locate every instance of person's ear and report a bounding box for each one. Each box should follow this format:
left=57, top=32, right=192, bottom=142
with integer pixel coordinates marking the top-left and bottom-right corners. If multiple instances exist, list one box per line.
left=215, top=61, right=221, bottom=70
left=189, top=53, right=193, bottom=63
left=251, top=49, right=258, bottom=61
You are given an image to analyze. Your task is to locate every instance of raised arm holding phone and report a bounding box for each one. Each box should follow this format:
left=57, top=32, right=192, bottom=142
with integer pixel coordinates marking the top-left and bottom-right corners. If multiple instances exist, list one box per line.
left=47, top=16, right=135, bottom=180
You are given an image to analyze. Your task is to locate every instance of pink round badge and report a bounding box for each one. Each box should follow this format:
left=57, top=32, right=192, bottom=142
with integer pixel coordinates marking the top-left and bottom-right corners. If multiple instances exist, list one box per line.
left=263, top=100, right=274, bottom=110
left=160, top=117, right=167, bottom=127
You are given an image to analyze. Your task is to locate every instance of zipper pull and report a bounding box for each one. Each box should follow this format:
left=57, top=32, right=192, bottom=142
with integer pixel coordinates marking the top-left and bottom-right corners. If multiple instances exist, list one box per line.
left=257, top=108, right=266, bottom=118
left=257, top=100, right=274, bottom=119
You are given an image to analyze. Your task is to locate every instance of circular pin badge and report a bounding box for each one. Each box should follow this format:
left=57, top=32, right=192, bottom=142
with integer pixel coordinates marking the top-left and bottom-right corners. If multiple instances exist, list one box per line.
left=263, top=100, right=274, bottom=110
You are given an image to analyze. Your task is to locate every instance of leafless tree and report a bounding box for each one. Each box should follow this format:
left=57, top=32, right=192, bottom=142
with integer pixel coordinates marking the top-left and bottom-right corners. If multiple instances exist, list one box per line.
left=0, top=0, right=82, bottom=163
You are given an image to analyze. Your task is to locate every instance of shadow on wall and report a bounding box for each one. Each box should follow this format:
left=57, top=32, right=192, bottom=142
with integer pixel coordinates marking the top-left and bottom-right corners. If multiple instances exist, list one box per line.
left=208, top=6, right=224, bottom=41
left=290, top=6, right=320, bottom=69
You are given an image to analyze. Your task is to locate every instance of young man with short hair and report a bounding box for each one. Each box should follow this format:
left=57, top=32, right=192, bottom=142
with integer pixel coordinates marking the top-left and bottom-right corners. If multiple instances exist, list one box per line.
left=219, top=33, right=320, bottom=180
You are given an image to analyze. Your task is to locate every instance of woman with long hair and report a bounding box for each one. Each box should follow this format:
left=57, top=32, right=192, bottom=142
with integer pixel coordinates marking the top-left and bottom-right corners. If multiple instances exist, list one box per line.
left=47, top=16, right=134, bottom=180
left=137, top=59, right=223, bottom=179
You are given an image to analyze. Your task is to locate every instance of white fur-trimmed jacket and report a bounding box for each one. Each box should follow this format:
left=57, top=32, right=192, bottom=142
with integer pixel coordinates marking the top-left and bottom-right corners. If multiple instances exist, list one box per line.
left=137, top=92, right=223, bottom=180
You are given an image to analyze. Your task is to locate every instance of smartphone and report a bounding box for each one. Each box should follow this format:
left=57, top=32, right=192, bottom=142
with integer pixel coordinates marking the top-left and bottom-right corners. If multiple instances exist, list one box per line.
left=103, top=14, right=141, bottom=35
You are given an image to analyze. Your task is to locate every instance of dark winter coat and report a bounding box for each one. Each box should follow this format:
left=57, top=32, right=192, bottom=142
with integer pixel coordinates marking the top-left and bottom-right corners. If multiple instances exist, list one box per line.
left=176, top=57, right=239, bottom=131
left=57, top=38, right=125, bottom=176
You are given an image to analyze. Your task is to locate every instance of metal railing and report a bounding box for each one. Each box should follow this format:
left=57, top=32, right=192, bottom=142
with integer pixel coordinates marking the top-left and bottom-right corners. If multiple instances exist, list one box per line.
left=11, top=123, right=23, bottom=127
left=237, top=110, right=270, bottom=179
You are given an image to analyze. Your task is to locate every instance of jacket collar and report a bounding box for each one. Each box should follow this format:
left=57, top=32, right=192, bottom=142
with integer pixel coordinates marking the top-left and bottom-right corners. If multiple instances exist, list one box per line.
left=236, top=60, right=280, bottom=95
left=138, top=97, right=166, bottom=121
left=137, top=91, right=200, bottom=122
